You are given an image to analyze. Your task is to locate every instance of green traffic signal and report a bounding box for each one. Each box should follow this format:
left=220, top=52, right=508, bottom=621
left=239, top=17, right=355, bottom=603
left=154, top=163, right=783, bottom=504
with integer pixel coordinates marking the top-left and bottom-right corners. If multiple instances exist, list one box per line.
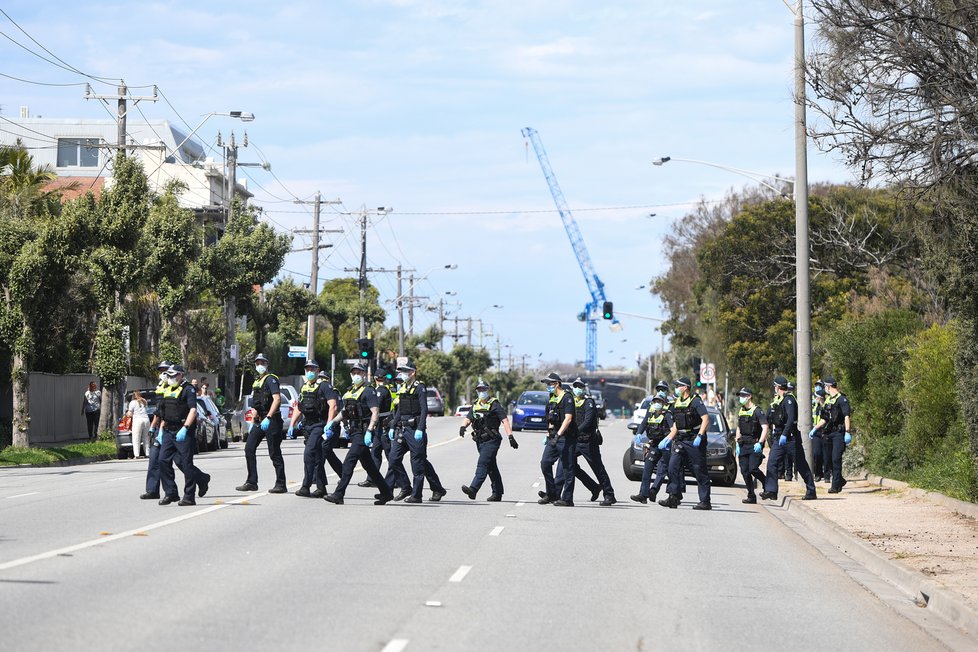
left=360, top=350, right=369, bottom=358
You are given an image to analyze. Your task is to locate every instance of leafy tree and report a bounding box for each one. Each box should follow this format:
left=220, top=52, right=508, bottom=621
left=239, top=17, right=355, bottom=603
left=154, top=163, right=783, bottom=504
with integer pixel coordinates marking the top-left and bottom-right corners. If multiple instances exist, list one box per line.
left=317, top=277, right=385, bottom=363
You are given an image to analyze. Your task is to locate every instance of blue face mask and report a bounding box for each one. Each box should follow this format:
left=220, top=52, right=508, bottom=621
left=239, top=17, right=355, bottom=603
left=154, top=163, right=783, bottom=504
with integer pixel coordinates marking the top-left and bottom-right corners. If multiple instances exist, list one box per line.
left=477, top=391, right=489, bottom=400
left=572, top=387, right=584, bottom=397
left=351, top=374, right=364, bottom=386
left=674, top=387, right=683, bottom=398
left=255, top=364, right=267, bottom=376
left=305, top=371, right=317, bottom=382
left=547, top=384, right=557, bottom=395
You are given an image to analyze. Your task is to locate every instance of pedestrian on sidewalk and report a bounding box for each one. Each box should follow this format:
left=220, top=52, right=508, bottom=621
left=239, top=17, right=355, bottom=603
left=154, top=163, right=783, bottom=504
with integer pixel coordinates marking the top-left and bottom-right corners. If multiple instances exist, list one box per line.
left=81, top=381, right=101, bottom=441
left=127, top=390, right=151, bottom=457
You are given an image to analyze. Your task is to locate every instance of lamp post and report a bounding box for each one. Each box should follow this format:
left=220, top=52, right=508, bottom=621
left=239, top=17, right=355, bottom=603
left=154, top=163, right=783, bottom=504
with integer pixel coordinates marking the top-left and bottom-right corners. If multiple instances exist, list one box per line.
left=651, top=157, right=792, bottom=198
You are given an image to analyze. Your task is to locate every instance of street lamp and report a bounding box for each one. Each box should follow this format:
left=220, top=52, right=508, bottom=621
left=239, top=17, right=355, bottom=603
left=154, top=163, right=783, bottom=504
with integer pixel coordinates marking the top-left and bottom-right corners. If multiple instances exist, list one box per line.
left=652, top=156, right=792, bottom=198
left=172, top=111, right=255, bottom=159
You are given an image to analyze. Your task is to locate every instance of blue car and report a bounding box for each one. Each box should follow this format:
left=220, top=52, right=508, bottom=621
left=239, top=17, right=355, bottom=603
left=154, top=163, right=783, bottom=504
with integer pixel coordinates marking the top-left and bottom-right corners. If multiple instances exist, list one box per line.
left=511, top=390, right=550, bottom=431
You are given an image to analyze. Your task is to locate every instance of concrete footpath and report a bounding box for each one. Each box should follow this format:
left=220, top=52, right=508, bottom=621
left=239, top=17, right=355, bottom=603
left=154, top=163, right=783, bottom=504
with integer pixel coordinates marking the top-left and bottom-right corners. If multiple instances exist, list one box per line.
left=768, top=475, right=978, bottom=642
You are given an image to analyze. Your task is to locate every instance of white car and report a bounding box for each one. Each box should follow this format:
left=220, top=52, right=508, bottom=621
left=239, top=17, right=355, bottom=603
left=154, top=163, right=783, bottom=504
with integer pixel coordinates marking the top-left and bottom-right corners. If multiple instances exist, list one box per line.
left=454, top=404, right=472, bottom=417
left=628, top=395, right=654, bottom=431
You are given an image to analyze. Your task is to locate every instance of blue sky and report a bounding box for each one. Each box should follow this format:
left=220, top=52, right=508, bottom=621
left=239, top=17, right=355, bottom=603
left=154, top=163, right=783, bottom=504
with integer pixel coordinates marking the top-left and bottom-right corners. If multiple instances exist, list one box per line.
left=1, top=1, right=854, bottom=371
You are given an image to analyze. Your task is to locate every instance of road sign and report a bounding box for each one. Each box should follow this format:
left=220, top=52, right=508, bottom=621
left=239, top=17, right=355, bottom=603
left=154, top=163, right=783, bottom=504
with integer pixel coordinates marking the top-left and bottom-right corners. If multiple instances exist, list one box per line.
left=396, top=356, right=409, bottom=368
left=700, top=362, right=716, bottom=384
left=289, top=345, right=307, bottom=354
left=287, top=351, right=307, bottom=358
left=229, top=344, right=239, bottom=361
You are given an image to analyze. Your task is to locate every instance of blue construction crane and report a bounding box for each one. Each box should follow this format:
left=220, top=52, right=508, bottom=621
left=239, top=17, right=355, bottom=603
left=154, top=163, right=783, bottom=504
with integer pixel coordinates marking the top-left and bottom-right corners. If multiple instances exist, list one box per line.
left=521, top=126, right=620, bottom=371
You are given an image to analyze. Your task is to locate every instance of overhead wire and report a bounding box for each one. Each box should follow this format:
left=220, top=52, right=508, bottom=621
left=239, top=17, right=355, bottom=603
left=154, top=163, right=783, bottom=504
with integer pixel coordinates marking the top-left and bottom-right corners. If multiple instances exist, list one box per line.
left=0, top=71, right=89, bottom=86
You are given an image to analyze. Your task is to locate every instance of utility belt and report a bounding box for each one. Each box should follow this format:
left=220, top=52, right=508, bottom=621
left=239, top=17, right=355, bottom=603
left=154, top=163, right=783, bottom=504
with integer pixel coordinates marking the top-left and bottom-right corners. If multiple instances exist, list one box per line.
left=775, top=429, right=795, bottom=441
left=740, top=435, right=759, bottom=446
left=578, top=429, right=601, bottom=444
left=676, top=430, right=698, bottom=442
left=163, top=420, right=187, bottom=431
left=473, top=430, right=501, bottom=444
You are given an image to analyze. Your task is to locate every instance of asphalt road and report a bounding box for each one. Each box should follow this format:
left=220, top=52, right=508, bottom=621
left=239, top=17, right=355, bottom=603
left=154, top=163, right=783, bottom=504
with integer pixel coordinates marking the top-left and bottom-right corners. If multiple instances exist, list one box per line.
left=0, top=417, right=949, bottom=651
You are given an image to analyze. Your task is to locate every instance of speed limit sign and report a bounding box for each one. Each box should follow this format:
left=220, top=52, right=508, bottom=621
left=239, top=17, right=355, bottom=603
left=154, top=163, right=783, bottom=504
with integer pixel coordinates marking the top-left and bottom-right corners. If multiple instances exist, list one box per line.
left=699, top=362, right=716, bottom=384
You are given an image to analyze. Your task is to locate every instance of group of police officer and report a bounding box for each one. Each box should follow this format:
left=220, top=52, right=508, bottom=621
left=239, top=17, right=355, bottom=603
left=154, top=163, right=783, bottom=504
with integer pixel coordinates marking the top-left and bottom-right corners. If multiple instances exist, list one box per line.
left=138, top=353, right=852, bottom=509
left=630, top=374, right=853, bottom=509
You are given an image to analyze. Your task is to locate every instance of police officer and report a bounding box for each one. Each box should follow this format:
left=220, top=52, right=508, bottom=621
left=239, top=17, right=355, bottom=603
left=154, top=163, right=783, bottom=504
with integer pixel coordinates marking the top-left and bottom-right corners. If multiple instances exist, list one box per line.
left=389, top=363, right=447, bottom=503
left=562, top=377, right=616, bottom=506
left=657, top=377, right=712, bottom=510
left=140, top=359, right=173, bottom=500
left=324, top=363, right=394, bottom=505
left=780, top=380, right=797, bottom=481
left=460, top=379, right=518, bottom=501
left=379, top=373, right=412, bottom=501
left=236, top=353, right=287, bottom=493
left=810, top=376, right=851, bottom=494
left=289, top=360, right=339, bottom=498
left=538, top=372, right=578, bottom=506
left=761, top=376, right=817, bottom=501
left=360, top=372, right=393, bottom=488
left=153, top=364, right=210, bottom=506
left=810, top=383, right=829, bottom=481
left=631, top=391, right=674, bottom=504
left=734, top=387, right=768, bottom=504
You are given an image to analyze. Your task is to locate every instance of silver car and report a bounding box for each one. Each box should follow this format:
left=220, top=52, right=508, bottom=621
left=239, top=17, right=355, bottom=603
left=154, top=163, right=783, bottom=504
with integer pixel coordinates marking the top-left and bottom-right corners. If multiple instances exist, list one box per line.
left=426, top=387, right=445, bottom=417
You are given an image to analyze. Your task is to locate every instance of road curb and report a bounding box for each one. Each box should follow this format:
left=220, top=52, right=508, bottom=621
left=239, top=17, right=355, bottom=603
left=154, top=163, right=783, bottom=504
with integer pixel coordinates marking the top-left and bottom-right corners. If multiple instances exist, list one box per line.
left=776, top=494, right=978, bottom=640
left=861, top=473, right=978, bottom=520
left=1, top=454, right=116, bottom=469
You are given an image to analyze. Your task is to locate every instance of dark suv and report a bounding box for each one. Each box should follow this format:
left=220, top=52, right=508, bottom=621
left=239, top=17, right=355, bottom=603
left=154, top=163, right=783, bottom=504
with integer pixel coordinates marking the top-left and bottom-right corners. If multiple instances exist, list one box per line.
left=624, top=406, right=737, bottom=486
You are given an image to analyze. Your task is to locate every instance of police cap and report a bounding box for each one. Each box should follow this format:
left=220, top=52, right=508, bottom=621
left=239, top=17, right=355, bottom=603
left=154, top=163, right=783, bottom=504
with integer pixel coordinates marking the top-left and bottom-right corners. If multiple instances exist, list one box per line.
left=675, top=376, right=692, bottom=388
left=541, top=372, right=562, bottom=384
left=254, top=352, right=269, bottom=363
left=304, top=359, right=320, bottom=369
left=396, top=363, right=416, bottom=373
left=822, top=375, right=838, bottom=387
left=349, top=362, right=367, bottom=373
left=476, top=378, right=490, bottom=390
left=737, top=387, right=753, bottom=397
left=157, top=360, right=174, bottom=371
left=165, top=364, right=186, bottom=376
left=773, top=375, right=789, bottom=388
left=572, top=377, right=586, bottom=388
left=654, top=380, right=669, bottom=392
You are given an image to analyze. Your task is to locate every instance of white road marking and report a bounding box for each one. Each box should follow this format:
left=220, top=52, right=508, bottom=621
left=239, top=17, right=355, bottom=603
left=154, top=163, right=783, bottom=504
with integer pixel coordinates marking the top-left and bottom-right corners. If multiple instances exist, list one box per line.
left=515, top=501, right=525, bottom=508
left=448, top=565, right=472, bottom=583
left=5, top=492, right=39, bottom=500
left=0, top=491, right=266, bottom=572
left=382, top=639, right=409, bottom=652
left=489, top=526, right=504, bottom=537
left=506, top=514, right=516, bottom=518
left=425, top=601, right=442, bottom=607
left=531, top=482, right=540, bottom=488
left=107, top=476, right=134, bottom=482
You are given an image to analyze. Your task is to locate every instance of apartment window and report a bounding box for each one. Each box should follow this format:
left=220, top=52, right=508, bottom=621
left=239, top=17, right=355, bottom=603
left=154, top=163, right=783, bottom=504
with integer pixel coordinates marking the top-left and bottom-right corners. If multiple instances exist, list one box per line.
left=57, top=138, right=100, bottom=167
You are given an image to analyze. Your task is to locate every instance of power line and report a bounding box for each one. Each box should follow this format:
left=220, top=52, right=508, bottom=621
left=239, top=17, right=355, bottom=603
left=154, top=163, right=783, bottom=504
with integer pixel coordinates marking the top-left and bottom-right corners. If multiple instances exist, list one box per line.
left=392, top=202, right=702, bottom=216
left=0, top=71, right=88, bottom=87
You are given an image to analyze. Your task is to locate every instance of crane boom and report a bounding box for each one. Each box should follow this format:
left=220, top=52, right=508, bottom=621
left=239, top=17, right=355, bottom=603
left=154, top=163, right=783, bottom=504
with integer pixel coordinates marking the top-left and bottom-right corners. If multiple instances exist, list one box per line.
left=521, top=126, right=617, bottom=371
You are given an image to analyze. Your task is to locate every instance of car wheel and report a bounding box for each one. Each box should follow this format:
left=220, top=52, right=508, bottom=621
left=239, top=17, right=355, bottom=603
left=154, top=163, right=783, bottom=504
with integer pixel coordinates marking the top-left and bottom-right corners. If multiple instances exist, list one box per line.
left=208, top=427, right=219, bottom=451
left=622, top=449, right=643, bottom=482
left=219, top=434, right=229, bottom=449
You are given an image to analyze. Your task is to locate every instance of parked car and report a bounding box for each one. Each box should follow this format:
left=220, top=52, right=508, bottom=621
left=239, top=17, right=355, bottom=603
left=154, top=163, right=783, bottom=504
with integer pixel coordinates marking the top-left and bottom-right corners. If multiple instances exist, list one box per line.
left=623, top=406, right=737, bottom=486
left=115, top=388, right=160, bottom=459
left=196, top=396, right=229, bottom=451
left=454, top=404, right=472, bottom=417
left=510, top=390, right=550, bottom=431
left=426, top=387, right=445, bottom=417
left=627, top=395, right=654, bottom=432
left=233, top=383, right=300, bottom=440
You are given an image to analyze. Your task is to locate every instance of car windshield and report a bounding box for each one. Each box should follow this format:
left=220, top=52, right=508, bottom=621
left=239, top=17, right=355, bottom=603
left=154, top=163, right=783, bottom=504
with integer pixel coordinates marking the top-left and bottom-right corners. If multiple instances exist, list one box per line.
left=706, top=412, right=725, bottom=433
left=518, top=392, right=549, bottom=406
left=426, top=389, right=439, bottom=398
left=591, top=390, right=603, bottom=401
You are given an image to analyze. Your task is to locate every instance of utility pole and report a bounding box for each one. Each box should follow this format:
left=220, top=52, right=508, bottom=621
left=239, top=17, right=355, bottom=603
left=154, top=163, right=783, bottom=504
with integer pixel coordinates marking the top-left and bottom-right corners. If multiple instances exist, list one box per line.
left=466, top=318, right=473, bottom=347
left=794, top=0, right=814, bottom=469
left=358, top=208, right=368, bottom=339
left=293, top=193, right=342, bottom=359
left=495, top=335, right=501, bottom=370
left=408, top=274, right=415, bottom=337
left=84, top=82, right=158, bottom=156
left=438, top=299, right=444, bottom=350
left=397, top=264, right=406, bottom=356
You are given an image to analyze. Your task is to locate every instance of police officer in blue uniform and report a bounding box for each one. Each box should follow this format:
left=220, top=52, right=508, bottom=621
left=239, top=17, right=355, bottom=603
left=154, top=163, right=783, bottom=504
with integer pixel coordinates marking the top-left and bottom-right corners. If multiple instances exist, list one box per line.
left=324, top=363, right=394, bottom=505
left=657, top=377, right=712, bottom=510
left=389, top=363, right=447, bottom=504
left=810, top=376, right=851, bottom=494
left=236, top=353, right=287, bottom=493
left=538, top=372, right=578, bottom=506
left=810, top=383, right=828, bottom=481
left=154, top=364, right=210, bottom=506
left=761, top=376, right=817, bottom=501
left=563, top=377, right=616, bottom=505
left=734, top=387, right=768, bottom=504
left=631, top=391, right=674, bottom=504
left=460, top=379, right=518, bottom=502
left=141, top=359, right=173, bottom=500
left=379, top=376, right=413, bottom=502
left=360, top=372, right=393, bottom=488
left=289, top=360, right=339, bottom=498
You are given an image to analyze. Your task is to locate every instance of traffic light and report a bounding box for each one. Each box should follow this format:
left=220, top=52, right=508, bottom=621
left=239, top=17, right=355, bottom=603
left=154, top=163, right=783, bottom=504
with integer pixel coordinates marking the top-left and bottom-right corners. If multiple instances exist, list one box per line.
left=381, top=368, right=394, bottom=382
left=599, top=378, right=606, bottom=387
left=356, top=338, right=374, bottom=360
left=602, top=301, right=613, bottom=320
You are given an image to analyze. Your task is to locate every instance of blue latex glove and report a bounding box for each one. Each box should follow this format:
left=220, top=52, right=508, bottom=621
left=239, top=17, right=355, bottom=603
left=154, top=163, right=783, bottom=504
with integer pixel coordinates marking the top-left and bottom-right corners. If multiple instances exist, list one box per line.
left=364, top=431, right=373, bottom=447
left=260, top=417, right=271, bottom=431
left=388, top=429, right=395, bottom=441
left=693, top=435, right=702, bottom=447
left=778, top=434, right=787, bottom=446
left=753, top=442, right=763, bottom=454
left=414, top=429, right=423, bottom=441
left=657, top=438, right=671, bottom=451
left=809, top=427, right=818, bottom=440
left=633, top=434, right=643, bottom=446
left=542, top=436, right=548, bottom=445
left=176, top=427, right=187, bottom=442
left=844, top=432, right=852, bottom=444
left=286, top=425, right=295, bottom=440
left=322, top=426, right=334, bottom=440
left=735, top=444, right=741, bottom=457
left=155, top=430, right=163, bottom=445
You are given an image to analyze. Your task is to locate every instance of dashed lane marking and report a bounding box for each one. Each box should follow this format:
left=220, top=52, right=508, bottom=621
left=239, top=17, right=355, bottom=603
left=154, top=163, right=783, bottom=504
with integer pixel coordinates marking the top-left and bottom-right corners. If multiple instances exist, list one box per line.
left=448, top=565, right=472, bottom=583
left=107, top=476, right=134, bottom=482
left=5, top=492, right=39, bottom=499
left=531, top=482, right=540, bottom=488
left=515, top=501, right=525, bottom=508
left=381, top=639, right=409, bottom=652
left=489, top=526, right=504, bottom=537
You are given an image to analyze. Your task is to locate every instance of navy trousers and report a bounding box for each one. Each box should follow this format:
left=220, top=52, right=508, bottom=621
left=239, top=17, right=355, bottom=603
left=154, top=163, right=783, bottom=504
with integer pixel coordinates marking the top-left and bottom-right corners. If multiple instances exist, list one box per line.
left=469, top=437, right=503, bottom=495
left=245, top=416, right=285, bottom=487
left=812, top=434, right=827, bottom=479
left=385, top=433, right=413, bottom=491
left=666, top=437, right=711, bottom=504
left=575, top=437, right=615, bottom=500
left=738, top=449, right=766, bottom=498
left=333, top=432, right=391, bottom=497
left=404, top=429, right=445, bottom=499
left=639, top=444, right=678, bottom=498
left=144, top=438, right=161, bottom=494
left=301, top=421, right=327, bottom=490
left=826, top=431, right=847, bottom=491
left=159, top=428, right=204, bottom=501
left=541, top=435, right=578, bottom=502
left=765, top=435, right=816, bottom=495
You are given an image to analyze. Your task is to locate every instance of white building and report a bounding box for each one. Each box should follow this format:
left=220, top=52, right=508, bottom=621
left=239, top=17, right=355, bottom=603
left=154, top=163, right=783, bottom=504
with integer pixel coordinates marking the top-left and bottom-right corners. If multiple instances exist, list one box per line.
left=0, top=112, right=251, bottom=218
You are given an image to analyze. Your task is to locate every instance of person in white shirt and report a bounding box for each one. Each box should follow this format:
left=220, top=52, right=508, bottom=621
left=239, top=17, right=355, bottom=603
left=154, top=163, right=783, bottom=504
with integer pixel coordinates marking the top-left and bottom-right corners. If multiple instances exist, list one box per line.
left=127, top=390, right=151, bottom=457
left=81, top=381, right=101, bottom=441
